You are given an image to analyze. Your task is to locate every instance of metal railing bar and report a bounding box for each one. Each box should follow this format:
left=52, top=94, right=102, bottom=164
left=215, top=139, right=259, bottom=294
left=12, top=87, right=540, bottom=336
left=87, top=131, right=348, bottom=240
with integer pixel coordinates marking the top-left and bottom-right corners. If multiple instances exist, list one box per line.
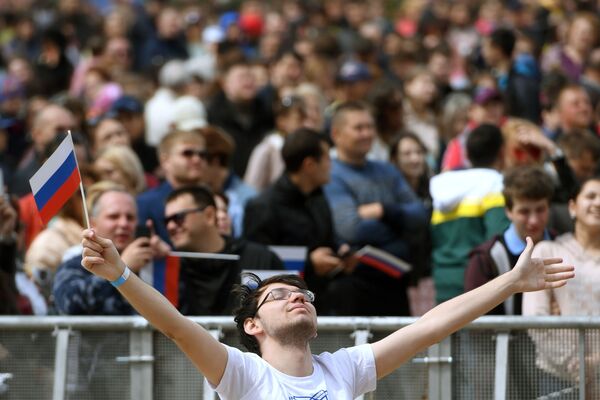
left=3, top=316, right=600, bottom=331
left=578, top=328, right=586, bottom=400
left=52, top=329, right=70, bottom=400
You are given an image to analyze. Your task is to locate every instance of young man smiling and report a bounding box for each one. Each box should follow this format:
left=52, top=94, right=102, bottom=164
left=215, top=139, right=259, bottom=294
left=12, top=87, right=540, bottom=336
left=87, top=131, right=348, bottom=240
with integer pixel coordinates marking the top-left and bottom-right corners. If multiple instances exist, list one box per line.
left=465, top=166, right=556, bottom=315
left=80, top=222, right=573, bottom=398
left=462, top=166, right=556, bottom=399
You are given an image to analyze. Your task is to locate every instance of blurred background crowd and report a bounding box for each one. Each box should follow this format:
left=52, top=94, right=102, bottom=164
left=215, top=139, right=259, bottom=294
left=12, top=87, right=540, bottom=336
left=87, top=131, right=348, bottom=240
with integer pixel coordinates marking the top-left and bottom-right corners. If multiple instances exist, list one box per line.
left=1, top=0, right=600, bottom=324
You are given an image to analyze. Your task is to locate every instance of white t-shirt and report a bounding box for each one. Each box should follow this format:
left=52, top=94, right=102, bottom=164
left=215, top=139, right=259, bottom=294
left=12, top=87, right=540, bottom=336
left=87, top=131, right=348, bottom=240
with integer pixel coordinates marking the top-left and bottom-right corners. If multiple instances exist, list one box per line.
left=212, top=343, right=377, bottom=399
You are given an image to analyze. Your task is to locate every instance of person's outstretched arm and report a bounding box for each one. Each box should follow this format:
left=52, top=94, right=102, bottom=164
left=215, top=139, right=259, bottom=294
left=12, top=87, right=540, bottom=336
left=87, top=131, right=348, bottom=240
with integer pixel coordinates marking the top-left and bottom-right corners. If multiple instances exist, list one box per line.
left=80, top=229, right=227, bottom=386
left=371, top=237, right=574, bottom=379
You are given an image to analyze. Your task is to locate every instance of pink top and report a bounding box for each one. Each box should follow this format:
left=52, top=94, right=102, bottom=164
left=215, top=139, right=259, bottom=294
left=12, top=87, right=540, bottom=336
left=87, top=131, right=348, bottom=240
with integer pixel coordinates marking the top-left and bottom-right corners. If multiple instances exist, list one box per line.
left=523, top=233, right=600, bottom=384
left=524, top=233, right=600, bottom=318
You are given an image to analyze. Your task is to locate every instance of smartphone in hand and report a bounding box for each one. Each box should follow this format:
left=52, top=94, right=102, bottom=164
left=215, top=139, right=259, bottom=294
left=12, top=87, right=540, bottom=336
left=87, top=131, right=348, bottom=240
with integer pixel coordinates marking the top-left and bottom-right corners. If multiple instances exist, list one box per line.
left=135, top=225, right=151, bottom=238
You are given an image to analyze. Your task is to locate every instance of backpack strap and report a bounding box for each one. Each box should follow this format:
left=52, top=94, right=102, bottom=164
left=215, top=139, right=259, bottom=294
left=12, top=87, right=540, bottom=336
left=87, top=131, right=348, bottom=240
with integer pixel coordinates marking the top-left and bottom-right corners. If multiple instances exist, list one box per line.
left=490, top=241, right=515, bottom=315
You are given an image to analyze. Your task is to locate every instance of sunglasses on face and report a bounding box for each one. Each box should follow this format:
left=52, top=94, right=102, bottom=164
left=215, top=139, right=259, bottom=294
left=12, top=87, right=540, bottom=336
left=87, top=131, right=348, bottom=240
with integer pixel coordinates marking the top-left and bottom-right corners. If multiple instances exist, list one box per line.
left=254, top=287, right=315, bottom=315
left=163, top=207, right=206, bottom=226
left=180, top=149, right=209, bottom=160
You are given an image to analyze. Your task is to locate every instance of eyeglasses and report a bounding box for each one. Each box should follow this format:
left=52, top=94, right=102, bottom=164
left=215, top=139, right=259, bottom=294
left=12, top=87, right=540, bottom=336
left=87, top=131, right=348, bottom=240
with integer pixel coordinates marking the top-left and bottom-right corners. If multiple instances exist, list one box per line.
left=164, top=207, right=206, bottom=226
left=254, top=287, right=315, bottom=315
left=180, top=149, right=209, bottom=160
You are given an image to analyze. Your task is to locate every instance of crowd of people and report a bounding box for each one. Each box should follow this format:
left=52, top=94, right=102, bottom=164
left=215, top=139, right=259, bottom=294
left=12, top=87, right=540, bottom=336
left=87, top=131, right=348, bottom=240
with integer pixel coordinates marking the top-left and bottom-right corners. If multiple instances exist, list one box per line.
left=0, top=0, right=599, bottom=395
left=0, top=0, right=597, bottom=314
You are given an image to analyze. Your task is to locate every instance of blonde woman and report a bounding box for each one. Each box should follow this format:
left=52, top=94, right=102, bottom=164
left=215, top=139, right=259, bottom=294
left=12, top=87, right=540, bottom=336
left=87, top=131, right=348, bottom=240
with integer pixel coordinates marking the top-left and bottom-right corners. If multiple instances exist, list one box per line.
left=94, top=145, right=146, bottom=194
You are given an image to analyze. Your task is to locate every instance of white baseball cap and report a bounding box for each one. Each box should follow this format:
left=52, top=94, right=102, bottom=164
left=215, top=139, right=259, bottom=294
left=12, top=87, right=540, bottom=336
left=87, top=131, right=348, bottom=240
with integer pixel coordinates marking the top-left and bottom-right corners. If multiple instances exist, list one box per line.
left=172, top=96, right=207, bottom=132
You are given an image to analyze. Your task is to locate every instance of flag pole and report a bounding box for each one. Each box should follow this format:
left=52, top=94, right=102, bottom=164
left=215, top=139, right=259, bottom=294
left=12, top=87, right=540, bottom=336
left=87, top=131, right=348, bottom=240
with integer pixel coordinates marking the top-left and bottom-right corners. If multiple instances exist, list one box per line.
left=68, top=130, right=91, bottom=229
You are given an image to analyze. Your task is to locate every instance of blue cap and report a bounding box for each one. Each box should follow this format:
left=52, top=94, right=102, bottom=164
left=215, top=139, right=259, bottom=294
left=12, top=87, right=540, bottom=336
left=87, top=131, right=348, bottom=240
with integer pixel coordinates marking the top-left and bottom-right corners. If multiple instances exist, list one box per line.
left=337, top=60, right=371, bottom=83
left=219, top=11, right=239, bottom=31
left=109, top=95, right=144, bottom=114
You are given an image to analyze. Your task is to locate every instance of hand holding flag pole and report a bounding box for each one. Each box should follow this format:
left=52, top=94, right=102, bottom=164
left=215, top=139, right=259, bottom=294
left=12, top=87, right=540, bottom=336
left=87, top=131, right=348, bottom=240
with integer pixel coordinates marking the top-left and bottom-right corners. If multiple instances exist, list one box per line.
left=29, top=131, right=90, bottom=228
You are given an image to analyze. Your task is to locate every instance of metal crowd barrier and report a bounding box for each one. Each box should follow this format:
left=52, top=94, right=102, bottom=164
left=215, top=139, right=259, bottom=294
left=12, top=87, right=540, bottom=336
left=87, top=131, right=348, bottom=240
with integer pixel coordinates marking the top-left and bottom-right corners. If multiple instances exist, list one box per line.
left=0, top=316, right=599, bottom=400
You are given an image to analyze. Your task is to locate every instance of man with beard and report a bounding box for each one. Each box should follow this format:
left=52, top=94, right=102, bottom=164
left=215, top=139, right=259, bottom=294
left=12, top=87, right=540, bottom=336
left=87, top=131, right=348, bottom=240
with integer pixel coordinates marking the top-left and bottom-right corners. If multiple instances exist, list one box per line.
left=80, top=226, right=573, bottom=398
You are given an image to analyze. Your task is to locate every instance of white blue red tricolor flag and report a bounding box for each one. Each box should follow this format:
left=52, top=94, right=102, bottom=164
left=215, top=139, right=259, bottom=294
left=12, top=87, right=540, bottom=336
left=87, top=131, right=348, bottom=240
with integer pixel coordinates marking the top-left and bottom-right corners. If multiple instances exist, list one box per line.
left=150, top=252, right=240, bottom=307
left=29, top=134, right=81, bottom=225
left=152, top=255, right=181, bottom=307
left=268, top=245, right=307, bottom=273
left=355, top=245, right=412, bottom=278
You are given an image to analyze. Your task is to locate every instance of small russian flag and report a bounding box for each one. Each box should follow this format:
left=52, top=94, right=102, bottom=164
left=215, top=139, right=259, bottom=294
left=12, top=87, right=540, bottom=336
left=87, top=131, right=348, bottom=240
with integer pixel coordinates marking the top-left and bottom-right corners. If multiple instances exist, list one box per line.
left=29, top=134, right=81, bottom=225
left=151, top=252, right=239, bottom=307
left=268, top=246, right=307, bottom=273
left=355, top=245, right=412, bottom=279
left=153, top=255, right=181, bottom=307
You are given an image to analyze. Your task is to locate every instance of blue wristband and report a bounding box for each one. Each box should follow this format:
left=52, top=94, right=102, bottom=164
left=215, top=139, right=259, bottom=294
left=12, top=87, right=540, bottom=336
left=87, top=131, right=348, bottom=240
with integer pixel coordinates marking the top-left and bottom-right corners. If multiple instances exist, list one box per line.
left=110, top=267, right=131, bottom=287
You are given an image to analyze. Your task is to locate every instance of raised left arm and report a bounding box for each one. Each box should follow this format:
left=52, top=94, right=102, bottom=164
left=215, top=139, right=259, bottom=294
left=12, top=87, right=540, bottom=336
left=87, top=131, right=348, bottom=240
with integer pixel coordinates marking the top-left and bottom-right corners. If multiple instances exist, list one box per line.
left=371, top=237, right=574, bottom=379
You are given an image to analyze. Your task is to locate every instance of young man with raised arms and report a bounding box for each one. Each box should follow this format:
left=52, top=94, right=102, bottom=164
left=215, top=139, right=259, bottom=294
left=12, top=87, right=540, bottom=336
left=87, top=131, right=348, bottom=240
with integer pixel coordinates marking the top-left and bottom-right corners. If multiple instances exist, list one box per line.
left=80, top=229, right=573, bottom=399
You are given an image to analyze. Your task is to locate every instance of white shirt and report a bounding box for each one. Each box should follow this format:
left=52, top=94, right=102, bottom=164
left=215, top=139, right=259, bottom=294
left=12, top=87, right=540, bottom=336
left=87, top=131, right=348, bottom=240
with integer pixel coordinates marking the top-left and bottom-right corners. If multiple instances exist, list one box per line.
left=145, top=88, right=176, bottom=146
left=213, top=343, right=377, bottom=399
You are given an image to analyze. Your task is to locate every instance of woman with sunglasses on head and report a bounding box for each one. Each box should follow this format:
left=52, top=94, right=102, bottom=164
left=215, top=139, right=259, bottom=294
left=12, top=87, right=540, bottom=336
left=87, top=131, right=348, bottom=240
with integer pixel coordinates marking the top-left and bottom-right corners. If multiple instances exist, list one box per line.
left=501, top=117, right=582, bottom=233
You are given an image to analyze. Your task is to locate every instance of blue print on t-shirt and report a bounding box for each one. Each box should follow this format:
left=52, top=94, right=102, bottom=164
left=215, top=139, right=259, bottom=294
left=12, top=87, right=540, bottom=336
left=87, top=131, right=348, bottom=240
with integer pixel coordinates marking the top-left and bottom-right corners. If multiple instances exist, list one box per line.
left=289, top=390, right=328, bottom=399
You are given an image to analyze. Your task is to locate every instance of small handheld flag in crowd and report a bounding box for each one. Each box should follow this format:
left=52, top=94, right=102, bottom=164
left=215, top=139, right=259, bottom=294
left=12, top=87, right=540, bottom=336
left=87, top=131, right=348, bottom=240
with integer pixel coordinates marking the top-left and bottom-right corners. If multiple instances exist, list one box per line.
left=268, top=246, right=307, bottom=273
left=152, top=255, right=182, bottom=307
left=169, top=251, right=240, bottom=260
left=151, top=252, right=241, bottom=307
left=29, top=132, right=90, bottom=227
left=355, top=245, right=412, bottom=278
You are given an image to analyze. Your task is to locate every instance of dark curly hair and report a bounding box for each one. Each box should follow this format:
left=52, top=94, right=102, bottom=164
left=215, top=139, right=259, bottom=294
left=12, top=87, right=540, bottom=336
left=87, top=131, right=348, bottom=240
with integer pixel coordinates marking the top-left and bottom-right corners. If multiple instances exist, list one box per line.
left=232, top=273, right=309, bottom=356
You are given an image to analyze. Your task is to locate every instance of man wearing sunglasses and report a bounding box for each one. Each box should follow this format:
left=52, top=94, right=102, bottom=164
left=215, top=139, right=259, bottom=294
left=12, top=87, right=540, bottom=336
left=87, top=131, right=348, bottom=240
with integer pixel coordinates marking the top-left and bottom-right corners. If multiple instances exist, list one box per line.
left=164, top=185, right=282, bottom=315
left=137, top=130, right=208, bottom=244
left=81, top=220, right=573, bottom=398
